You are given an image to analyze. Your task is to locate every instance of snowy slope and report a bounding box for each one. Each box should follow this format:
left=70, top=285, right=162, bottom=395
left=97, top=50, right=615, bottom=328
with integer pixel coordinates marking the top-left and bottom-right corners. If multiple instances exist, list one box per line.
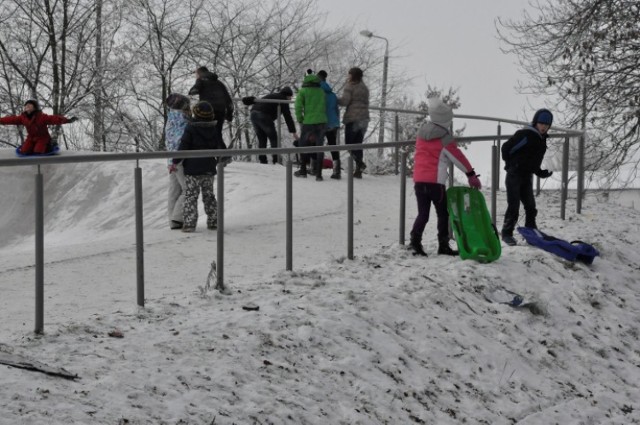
left=1, top=157, right=639, bottom=424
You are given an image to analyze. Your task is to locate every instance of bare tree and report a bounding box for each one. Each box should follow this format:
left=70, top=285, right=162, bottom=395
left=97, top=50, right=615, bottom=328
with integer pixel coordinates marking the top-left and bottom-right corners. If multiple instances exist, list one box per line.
left=0, top=0, right=97, bottom=148
left=497, top=0, right=640, bottom=186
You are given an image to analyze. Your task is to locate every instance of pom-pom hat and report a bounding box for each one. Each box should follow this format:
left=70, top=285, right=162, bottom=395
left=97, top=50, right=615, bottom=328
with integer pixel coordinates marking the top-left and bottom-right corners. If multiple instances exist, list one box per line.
left=428, top=97, right=453, bottom=128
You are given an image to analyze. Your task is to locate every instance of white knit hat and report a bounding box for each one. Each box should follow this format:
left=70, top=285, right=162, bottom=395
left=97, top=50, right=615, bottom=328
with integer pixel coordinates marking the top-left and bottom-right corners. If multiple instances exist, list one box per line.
left=428, top=97, right=453, bottom=128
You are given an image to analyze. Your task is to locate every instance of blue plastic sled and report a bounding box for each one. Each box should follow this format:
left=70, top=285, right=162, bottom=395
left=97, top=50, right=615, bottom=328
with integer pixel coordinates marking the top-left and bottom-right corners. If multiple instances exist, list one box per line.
left=15, top=145, right=60, bottom=157
left=517, top=227, right=599, bottom=265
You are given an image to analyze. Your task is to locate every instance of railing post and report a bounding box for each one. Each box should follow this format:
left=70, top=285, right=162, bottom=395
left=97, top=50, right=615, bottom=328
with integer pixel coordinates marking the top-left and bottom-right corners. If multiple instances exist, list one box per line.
left=276, top=104, right=282, bottom=164
left=347, top=155, right=354, bottom=260
left=394, top=113, right=400, bottom=175
left=577, top=133, right=585, bottom=214
left=35, top=165, right=44, bottom=334
left=561, top=137, right=570, bottom=220
left=134, top=162, right=144, bottom=307
left=399, top=149, right=407, bottom=245
left=216, top=160, right=225, bottom=291
left=491, top=143, right=499, bottom=226
left=491, top=123, right=502, bottom=226
left=286, top=154, right=293, bottom=271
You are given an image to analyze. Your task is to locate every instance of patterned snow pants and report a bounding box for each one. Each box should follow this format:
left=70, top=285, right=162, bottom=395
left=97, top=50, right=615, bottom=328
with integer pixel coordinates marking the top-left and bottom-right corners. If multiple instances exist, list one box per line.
left=183, top=174, right=217, bottom=229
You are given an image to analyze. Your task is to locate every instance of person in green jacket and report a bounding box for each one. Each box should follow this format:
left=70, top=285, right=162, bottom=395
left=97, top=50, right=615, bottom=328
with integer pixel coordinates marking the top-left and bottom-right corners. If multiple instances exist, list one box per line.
left=294, top=70, right=327, bottom=180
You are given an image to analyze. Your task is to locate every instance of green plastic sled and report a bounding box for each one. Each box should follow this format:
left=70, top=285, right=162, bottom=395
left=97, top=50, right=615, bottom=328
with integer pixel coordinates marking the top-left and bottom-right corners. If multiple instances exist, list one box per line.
left=446, top=186, right=501, bottom=263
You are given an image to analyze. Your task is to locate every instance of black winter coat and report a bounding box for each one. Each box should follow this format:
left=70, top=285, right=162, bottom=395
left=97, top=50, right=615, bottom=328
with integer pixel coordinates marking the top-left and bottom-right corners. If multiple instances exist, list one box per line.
left=175, top=121, right=224, bottom=176
left=501, top=126, right=548, bottom=177
left=189, top=71, right=234, bottom=119
left=251, top=93, right=297, bottom=133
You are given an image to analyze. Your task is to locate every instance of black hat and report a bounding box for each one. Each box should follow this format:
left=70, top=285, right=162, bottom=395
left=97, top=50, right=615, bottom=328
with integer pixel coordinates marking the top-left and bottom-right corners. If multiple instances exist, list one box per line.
left=280, top=86, right=293, bottom=97
left=192, top=101, right=214, bottom=120
left=24, top=99, right=41, bottom=111
left=532, top=108, right=553, bottom=126
left=166, top=93, right=190, bottom=110
left=317, top=70, right=327, bottom=80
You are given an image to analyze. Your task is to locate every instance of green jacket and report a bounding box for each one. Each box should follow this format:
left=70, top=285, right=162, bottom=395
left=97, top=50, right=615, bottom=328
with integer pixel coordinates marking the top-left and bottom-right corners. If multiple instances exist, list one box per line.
left=295, top=74, right=327, bottom=125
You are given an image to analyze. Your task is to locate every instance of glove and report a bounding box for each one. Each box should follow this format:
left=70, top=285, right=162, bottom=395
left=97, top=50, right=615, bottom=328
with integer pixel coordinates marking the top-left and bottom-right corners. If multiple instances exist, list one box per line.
left=468, top=174, right=482, bottom=189
left=466, top=169, right=481, bottom=189
left=225, top=110, right=233, bottom=122
left=538, top=169, right=553, bottom=178
left=168, top=164, right=177, bottom=174
left=68, top=116, right=78, bottom=123
left=241, top=96, right=256, bottom=106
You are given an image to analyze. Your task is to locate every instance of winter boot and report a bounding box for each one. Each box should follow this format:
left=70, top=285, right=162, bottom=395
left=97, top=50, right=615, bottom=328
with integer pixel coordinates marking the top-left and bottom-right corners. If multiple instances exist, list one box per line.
left=331, top=159, right=341, bottom=180
left=353, top=160, right=366, bottom=179
left=501, top=233, right=517, bottom=246
left=294, top=163, right=308, bottom=178
left=316, top=166, right=323, bottom=181
left=437, top=241, right=459, bottom=256
left=409, top=233, right=428, bottom=257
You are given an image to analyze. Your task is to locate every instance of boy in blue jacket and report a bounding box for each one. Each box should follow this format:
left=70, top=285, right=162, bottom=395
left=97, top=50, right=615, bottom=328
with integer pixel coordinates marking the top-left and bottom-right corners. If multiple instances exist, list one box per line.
left=500, top=108, right=554, bottom=245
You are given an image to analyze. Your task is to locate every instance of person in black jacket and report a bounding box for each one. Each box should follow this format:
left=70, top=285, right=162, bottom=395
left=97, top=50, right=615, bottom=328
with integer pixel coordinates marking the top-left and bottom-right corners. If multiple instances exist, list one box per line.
left=243, top=87, right=299, bottom=164
left=500, top=108, right=554, bottom=245
left=188, top=66, right=234, bottom=139
left=173, top=101, right=225, bottom=233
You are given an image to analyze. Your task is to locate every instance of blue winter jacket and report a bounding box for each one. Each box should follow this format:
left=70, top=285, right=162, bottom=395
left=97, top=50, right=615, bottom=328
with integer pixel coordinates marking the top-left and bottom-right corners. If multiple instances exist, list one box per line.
left=165, top=109, right=189, bottom=165
left=320, top=81, right=340, bottom=129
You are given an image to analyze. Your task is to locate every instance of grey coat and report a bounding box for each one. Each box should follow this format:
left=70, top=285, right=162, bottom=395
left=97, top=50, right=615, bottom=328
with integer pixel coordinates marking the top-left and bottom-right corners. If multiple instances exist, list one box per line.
left=338, top=81, right=370, bottom=124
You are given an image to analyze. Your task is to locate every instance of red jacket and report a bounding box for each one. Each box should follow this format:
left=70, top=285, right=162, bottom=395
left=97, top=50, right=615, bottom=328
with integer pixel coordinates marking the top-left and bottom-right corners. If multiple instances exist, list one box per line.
left=413, top=121, right=474, bottom=184
left=0, top=111, right=70, bottom=154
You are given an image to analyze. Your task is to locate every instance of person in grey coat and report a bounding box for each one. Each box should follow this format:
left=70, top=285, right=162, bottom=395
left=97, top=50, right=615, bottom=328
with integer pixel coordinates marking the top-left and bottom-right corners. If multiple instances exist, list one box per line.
left=338, top=67, right=370, bottom=178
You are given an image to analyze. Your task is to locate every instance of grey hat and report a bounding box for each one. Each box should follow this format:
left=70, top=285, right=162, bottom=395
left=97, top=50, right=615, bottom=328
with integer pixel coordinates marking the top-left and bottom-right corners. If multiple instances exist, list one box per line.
left=428, top=97, right=453, bottom=128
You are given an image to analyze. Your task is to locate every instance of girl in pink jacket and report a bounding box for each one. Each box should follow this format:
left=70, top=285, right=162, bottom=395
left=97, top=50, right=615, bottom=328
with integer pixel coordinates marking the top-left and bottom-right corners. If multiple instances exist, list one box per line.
left=410, top=98, right=481, bottom=256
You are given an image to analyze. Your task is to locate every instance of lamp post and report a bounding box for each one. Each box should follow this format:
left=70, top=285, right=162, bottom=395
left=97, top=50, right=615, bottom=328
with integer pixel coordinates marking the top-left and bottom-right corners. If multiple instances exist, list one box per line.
left=360, top=30, right=389, bottom=157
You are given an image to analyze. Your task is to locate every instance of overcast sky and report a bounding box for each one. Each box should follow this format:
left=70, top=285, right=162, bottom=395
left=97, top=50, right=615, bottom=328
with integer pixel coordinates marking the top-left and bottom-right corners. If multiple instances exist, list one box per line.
left=316, top=0, right=542, bottom=131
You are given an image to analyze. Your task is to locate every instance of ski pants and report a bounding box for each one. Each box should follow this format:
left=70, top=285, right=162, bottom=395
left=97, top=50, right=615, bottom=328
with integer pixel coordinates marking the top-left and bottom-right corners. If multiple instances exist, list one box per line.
left=411, top=182, right=449, bottom=244
left=250, top=110, right=279, bottom=164
left=167, top=163, right=186, bottom=223
left=324, top=127, right=340, bottom=161
left=183, top=174, right=217, bottom=229
left=502, top=171, right=537, bottom=236
left=299, top=123, right=326, bottom=167
left=344, top=120, right=368, bottom=164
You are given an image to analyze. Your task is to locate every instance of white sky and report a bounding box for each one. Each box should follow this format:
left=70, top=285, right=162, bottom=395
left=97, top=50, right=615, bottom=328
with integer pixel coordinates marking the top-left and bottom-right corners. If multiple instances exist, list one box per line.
left=1, top=157, right=640, bottom=423
left=315, top=0, right=554, bottom=181
left=317, top=0, right=540, bottom=126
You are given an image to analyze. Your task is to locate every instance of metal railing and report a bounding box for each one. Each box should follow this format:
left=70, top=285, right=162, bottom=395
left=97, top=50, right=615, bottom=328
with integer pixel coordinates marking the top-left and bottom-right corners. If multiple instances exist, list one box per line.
left=0, top=111, right=583, bottom=334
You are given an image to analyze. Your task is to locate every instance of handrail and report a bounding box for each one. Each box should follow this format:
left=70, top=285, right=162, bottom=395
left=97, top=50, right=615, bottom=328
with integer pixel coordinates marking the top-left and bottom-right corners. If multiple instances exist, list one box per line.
left=238, top=97, right=584, bottom=136
left=0, top=109, right=583, bottom=334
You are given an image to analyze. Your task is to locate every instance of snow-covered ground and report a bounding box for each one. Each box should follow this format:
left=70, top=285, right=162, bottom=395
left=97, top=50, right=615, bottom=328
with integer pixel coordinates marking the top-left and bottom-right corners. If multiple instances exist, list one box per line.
left=1, top=154, right=639, bottom=424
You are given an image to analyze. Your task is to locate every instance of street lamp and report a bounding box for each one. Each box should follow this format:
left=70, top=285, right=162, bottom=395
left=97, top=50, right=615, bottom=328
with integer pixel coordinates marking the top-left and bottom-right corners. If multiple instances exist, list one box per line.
left=360, top=29, right=389, bottom=157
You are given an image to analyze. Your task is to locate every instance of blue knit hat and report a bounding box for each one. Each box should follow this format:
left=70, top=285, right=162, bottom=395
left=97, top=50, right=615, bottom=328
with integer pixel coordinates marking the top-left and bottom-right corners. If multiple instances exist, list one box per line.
left=532, top=109, right=553, bottom=126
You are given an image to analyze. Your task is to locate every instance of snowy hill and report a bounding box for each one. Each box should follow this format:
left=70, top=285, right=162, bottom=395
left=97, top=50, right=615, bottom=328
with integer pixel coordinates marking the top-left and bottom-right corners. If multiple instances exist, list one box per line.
left=1, top=158, right=639, bottom=424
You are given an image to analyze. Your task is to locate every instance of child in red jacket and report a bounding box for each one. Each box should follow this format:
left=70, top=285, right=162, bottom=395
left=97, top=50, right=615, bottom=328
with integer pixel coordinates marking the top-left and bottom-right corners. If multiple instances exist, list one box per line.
left=0, top=99, right=76, bottom=154
left=410, top=97, right=481, bottom=257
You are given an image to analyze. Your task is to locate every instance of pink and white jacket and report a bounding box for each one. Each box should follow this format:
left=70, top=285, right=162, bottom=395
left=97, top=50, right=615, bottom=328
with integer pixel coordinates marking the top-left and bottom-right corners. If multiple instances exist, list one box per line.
left=413, top=121, right=474, bottom=184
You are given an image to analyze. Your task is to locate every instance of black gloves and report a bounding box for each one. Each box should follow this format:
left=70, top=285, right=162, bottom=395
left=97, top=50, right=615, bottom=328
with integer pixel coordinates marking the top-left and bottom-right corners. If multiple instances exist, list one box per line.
left=537, top=169, right=553, bottom=178
left=225, top=110, right=233, bottom=122
left=241, top=96, right=256, bottom=106
left=68, top=116, right=78, bottom=123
